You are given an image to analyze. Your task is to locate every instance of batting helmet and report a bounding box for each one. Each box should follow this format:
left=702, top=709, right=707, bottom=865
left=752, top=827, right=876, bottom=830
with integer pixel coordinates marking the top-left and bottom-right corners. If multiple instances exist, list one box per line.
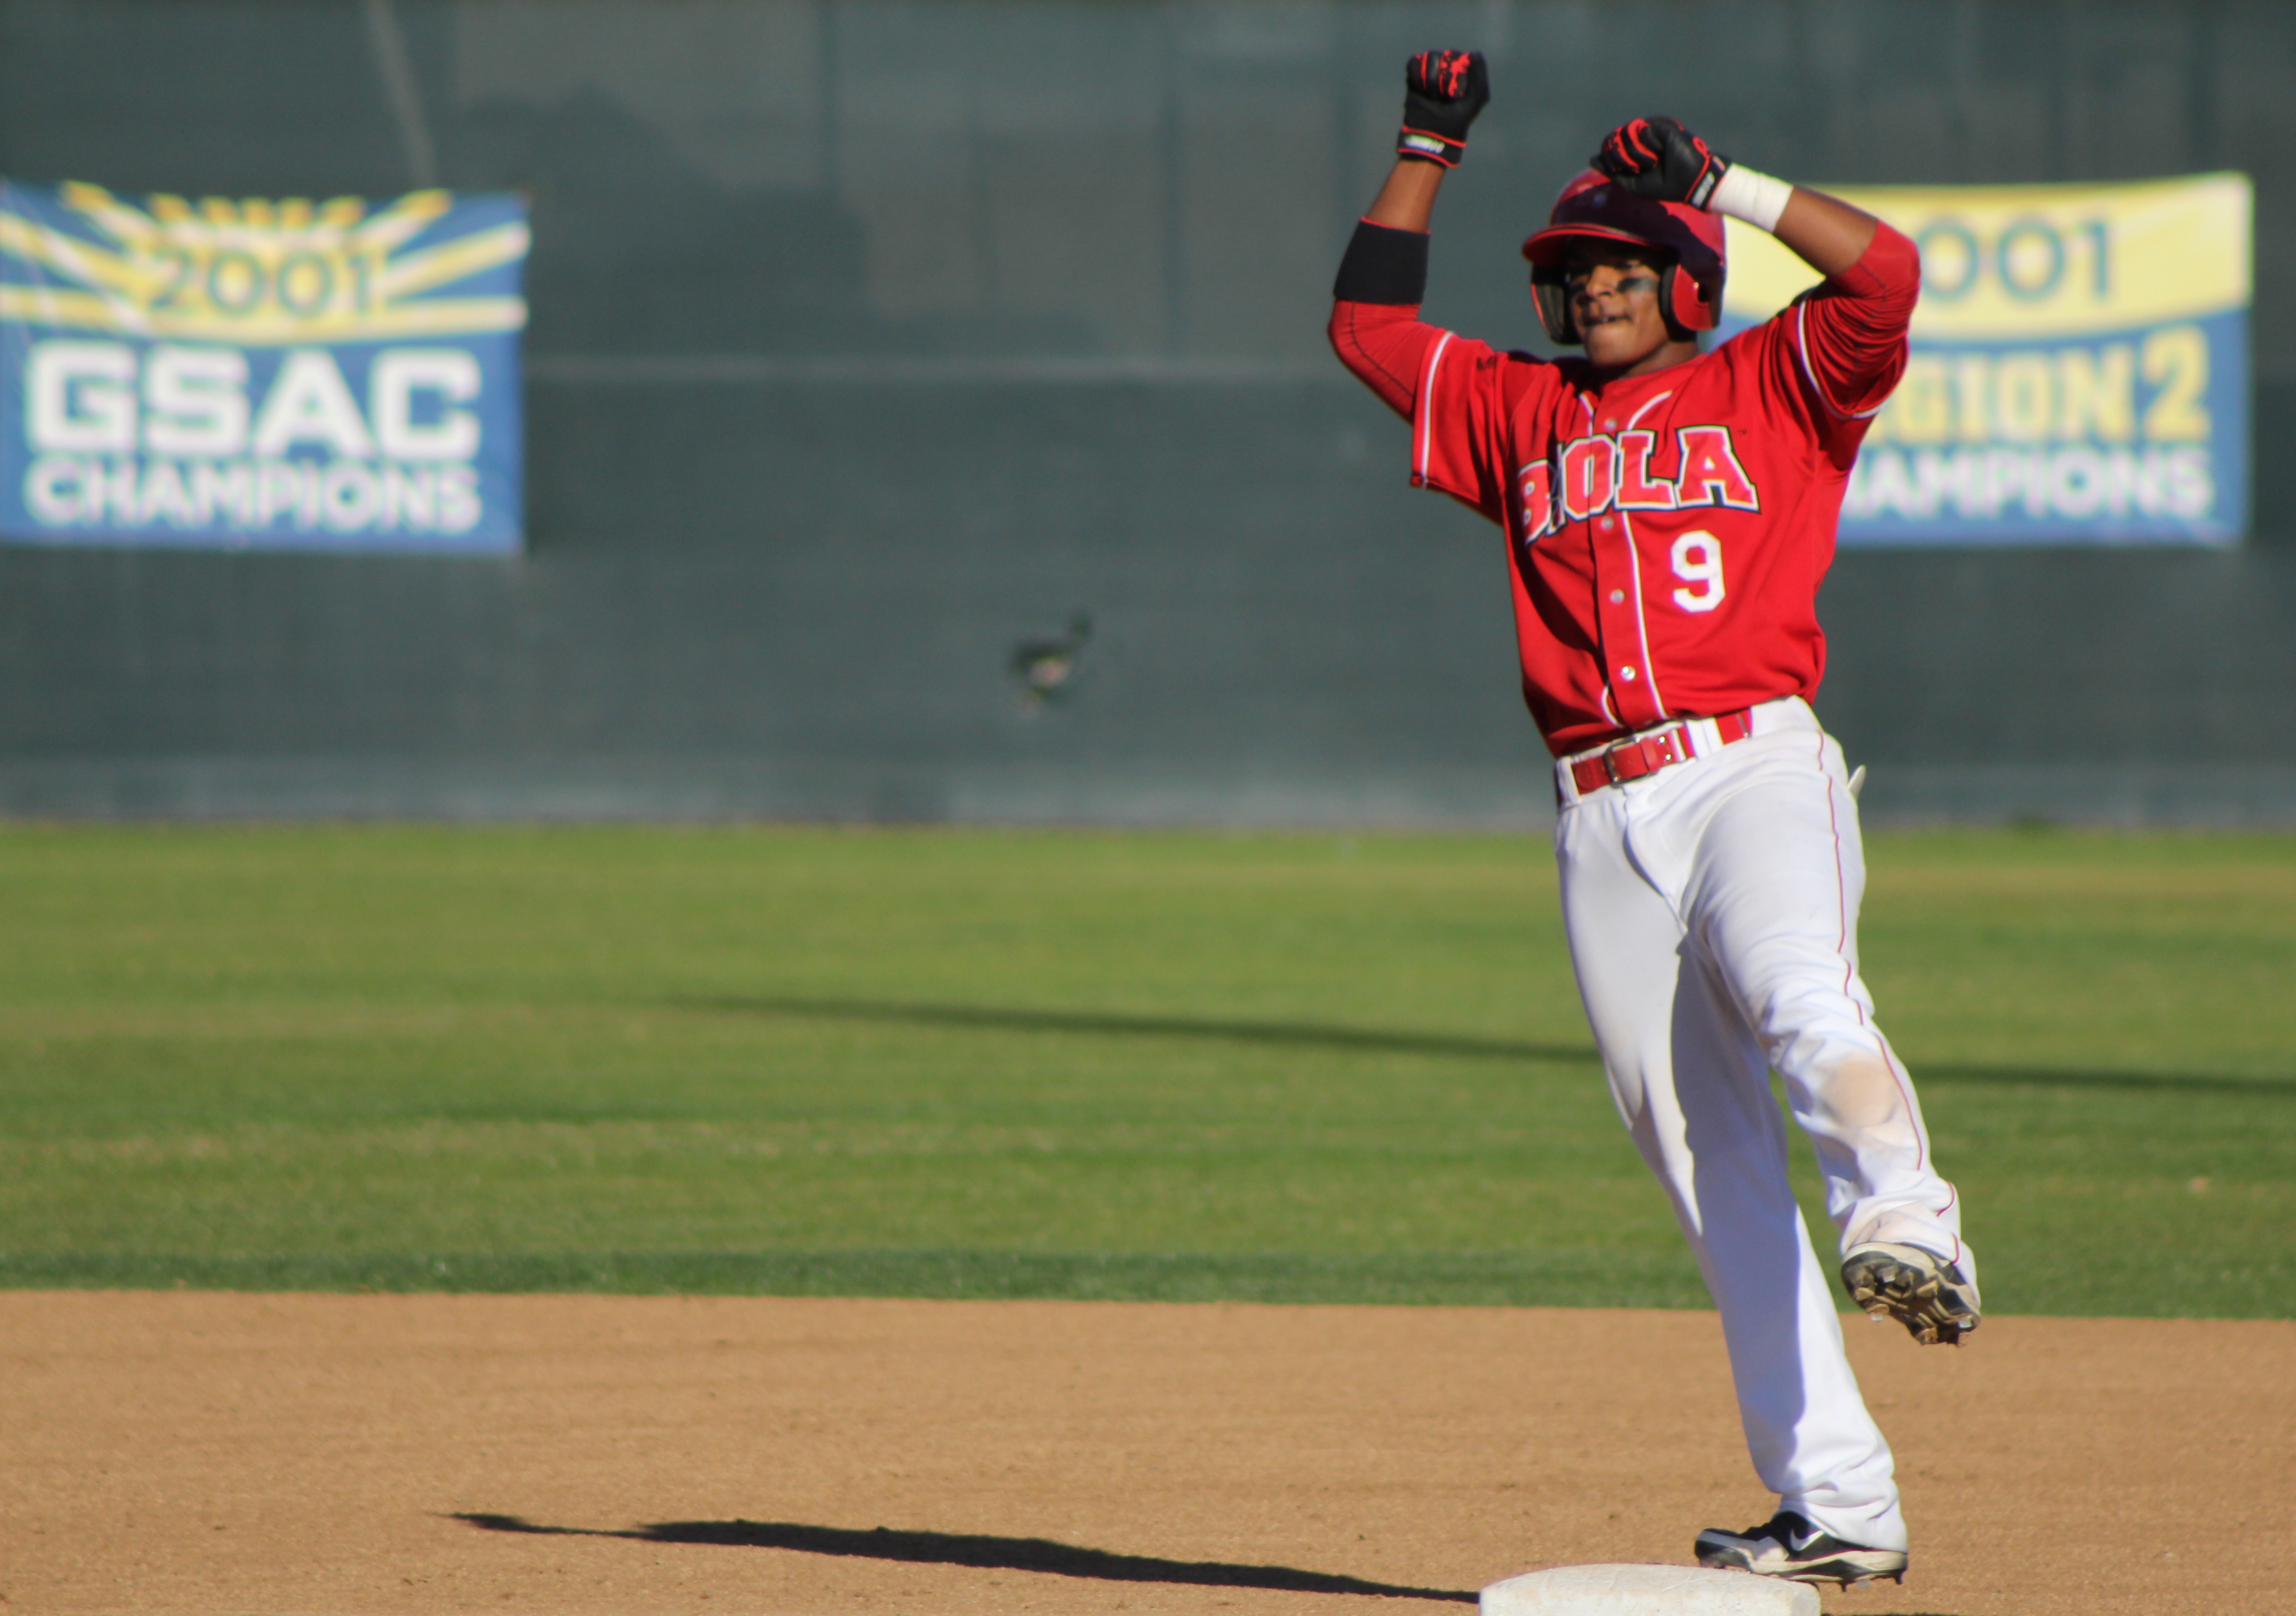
left=1520, top=170, right=1727, bottom=346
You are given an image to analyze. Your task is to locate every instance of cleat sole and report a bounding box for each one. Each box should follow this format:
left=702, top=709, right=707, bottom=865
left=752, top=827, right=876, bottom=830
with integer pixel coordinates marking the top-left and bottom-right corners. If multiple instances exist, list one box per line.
left=1843, top=1246, right=1979, bottom=1346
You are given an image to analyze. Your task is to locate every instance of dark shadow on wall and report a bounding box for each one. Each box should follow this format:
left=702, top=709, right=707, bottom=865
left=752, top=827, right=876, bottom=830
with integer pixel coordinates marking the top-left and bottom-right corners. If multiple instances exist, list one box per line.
left=448, top=86, right=1103, bottom=358
left=449, top=1512, right=1479, bottom=1602
left=671, top=993, right=2296, bottom=1097
left=2253, top=380, right=2296, bottom=549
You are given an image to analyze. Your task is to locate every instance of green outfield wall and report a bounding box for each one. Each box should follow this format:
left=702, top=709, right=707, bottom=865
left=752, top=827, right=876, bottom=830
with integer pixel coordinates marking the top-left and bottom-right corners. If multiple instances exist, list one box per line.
left=1, top=0, right=2291, bottom=824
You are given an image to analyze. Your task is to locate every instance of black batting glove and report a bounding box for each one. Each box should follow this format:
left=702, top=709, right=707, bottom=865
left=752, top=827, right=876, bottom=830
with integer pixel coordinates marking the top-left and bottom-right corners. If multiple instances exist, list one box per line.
left=1397, top=50, right=1489, bottom=168
left=1593, top=116, right=1729, bottom=209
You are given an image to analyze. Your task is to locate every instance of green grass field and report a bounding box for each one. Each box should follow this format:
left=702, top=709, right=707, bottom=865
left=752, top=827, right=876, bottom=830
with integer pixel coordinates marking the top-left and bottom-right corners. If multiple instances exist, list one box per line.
left=0, top=824, right=2288, bottom=1317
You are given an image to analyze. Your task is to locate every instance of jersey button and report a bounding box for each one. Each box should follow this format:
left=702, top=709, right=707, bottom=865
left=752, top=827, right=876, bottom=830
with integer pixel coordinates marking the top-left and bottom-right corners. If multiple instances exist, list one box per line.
left=1620, top=666, right=1638, bottom=681
left=1609, top=589, right=1625, bottom=603
left=1603, top=419, right=1618, bottom=431
left=1599, top=516, right=1614, bottom=530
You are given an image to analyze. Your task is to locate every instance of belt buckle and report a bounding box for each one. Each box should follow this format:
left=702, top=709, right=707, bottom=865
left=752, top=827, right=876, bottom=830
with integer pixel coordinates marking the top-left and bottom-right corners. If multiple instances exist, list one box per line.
left=1600, top=728, right=1682, bottom=786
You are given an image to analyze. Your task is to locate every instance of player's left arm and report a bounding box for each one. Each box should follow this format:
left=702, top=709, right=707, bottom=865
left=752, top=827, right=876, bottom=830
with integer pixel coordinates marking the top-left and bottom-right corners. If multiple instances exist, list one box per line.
left=1591, top=115, right=1888, bottom=277
left=1595, top=118, right=1917, bottom=421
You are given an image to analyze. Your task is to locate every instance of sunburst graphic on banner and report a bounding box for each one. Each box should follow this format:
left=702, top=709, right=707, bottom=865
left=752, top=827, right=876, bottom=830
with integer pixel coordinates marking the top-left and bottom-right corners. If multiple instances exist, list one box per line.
left=0, top=182, right=528, bottom=344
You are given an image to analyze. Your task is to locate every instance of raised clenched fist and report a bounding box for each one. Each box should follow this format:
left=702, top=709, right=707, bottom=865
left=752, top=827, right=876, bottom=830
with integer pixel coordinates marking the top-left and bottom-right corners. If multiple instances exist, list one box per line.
left=1397, top=50, right=1489, bottom=168
left=1593, top=116, right=1729, bottom=209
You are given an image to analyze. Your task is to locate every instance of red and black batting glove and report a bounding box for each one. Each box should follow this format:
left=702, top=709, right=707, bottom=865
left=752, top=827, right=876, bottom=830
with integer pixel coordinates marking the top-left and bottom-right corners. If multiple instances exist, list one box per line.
left=1397, top=50, right=1489, bottom=167
left=1593, top=115, right=1729, bottom=209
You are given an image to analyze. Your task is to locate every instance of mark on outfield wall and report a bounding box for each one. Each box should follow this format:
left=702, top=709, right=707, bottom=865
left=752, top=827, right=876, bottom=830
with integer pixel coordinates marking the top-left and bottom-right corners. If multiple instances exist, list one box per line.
left=1011, top=611, right=1093, bottom=711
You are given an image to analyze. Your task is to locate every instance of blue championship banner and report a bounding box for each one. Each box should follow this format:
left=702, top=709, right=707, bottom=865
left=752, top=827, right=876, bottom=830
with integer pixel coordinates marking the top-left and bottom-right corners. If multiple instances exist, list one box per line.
left=1723, top=174, right=2251, bottom=546
left=1, top=182, right=527, bottom=553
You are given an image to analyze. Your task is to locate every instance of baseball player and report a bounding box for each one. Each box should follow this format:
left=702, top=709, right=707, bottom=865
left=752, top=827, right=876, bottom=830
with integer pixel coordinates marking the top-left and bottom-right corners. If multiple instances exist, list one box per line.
left=1330, top=53, right=1979, bottom=1588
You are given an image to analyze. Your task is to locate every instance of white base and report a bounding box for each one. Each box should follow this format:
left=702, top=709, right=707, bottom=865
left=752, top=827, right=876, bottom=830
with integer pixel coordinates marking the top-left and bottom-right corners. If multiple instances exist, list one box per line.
left=1480, top=1564, right=1820, bottom=1616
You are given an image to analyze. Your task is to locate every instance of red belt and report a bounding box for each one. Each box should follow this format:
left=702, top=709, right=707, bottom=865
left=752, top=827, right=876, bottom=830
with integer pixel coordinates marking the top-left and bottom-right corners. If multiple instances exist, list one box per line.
left=1567, top=708, right=1755, bottom=796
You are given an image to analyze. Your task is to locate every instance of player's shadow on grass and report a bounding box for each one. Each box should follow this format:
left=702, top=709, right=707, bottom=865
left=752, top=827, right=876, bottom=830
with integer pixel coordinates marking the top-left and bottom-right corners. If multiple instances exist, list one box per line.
left=679, top=992, right=1603, bottom=1067
left=678, top=993, right=2293, bottom=1095
left=449, top=1512, right=1478, bottom=1602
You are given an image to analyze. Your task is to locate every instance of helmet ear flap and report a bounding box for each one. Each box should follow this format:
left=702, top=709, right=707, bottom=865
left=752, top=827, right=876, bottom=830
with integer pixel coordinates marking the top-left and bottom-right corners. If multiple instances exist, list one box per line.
left=1535, top=252, right=1719, bottom=347
left=1531, top=270, right=1577, bottom=346
left=1660, top=261, right=1719, bottom=341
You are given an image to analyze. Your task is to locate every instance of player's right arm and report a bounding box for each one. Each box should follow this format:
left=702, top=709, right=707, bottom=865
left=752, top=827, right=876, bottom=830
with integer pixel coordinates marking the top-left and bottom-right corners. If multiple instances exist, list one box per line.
left=1327, top=51, right=1485, bottom=420
left=1328, top=52, right=1537, bottom=526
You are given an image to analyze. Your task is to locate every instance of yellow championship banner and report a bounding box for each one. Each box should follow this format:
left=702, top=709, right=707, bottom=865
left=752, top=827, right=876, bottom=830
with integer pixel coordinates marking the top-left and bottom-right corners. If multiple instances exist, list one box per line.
left=1721, top=174, right=2251, bottom=546
left=2, top=181, right=529, bottom=552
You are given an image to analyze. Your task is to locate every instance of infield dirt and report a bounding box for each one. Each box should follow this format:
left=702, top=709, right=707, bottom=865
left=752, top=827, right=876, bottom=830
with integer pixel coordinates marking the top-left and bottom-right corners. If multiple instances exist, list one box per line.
left=3, top=1293, right=2287, bottom=1616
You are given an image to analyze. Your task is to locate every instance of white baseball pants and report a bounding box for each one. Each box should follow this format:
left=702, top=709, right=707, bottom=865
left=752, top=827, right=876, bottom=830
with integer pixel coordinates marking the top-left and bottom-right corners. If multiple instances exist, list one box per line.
left=1552, top=697, right=1968, bottom=1553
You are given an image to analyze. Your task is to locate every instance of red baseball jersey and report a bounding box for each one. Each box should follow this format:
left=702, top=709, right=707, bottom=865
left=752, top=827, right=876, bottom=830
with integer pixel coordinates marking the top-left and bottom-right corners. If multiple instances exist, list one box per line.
left=1330, top=223, right=1919, bottom=756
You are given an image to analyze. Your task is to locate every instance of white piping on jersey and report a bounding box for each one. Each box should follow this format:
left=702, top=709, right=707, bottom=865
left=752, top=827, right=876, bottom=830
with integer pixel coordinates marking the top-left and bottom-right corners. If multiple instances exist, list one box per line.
left=1793, top=303, right=1887, bottom=420
left=1625, top=390, right=1673, bottom=429
left=1623, top=390, right=1674, bottom=713
left=1581, top=387, right=1670, bottom=723
left=1600, top=684, right=1621, bottom=726
left=1616, top=507, right=1669, bottom=718
left=1416, top=333, right=1456, bottom=482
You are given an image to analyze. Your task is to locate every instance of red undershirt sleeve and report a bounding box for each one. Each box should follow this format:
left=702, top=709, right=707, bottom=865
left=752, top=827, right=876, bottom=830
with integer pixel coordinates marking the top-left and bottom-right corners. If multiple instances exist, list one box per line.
left=1328, top=299, right=1439, bottom=421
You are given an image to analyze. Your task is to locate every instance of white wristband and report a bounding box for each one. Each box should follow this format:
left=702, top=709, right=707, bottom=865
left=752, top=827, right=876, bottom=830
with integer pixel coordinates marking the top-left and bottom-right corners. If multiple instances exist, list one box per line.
left=1707, top=165, right=1792, bottom=233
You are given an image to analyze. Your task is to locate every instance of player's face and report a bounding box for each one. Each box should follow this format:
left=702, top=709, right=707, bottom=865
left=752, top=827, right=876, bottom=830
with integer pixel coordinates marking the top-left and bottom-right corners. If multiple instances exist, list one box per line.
left=1564, top=247, right=1674, bottom=370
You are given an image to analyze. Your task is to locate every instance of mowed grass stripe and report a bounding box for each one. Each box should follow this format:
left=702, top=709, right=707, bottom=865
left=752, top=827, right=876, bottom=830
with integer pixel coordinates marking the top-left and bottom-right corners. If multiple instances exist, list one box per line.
left=0, top=1248, right=1712, bottom=1308
left=0, top=824, right=2289, bottom=1316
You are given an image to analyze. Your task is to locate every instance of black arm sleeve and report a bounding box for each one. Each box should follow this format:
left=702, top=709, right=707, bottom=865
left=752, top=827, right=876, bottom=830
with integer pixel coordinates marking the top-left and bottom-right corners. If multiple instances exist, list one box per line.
left=1332, top=219, right=1430, bottom=305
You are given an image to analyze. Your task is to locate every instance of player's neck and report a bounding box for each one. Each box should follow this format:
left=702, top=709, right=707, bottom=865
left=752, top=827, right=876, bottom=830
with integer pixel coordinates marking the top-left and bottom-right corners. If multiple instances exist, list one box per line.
left=1588, top=339, right=1702, bottom=385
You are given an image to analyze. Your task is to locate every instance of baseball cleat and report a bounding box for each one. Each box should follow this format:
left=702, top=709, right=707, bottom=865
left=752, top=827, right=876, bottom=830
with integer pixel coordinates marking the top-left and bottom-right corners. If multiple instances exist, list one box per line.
left=1841, top=1241, right=1981, bottom=1345
left=1693, top=1510, right=1908, bottom=1588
